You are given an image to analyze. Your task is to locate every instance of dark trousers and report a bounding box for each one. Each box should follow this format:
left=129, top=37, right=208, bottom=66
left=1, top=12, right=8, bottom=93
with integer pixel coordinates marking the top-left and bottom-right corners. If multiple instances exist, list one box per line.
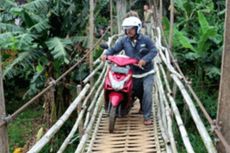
left=133, top=74, right=154, bottom=120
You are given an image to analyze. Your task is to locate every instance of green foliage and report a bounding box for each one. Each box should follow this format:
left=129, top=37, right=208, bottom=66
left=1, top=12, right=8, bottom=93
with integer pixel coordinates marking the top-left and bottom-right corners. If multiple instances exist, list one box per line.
left=3, top=50, right=43, bottom=79
left=8, top=106, right=43, bottom=152
left=46, top=37, right=72, bottom=64
left=166, top=1, right=224, bottom=152
left=1, top=0, right=110, bottom=151
left=163, top=0, right=224, bottom=84
left=0, top=0, right=110, bottom=98
left=72, top=63, right=89, bottom=82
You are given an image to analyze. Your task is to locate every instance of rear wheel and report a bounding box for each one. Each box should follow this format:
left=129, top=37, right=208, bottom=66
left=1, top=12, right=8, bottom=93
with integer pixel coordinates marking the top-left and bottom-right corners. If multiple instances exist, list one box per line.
left=109, top=105, right=117, bottom=133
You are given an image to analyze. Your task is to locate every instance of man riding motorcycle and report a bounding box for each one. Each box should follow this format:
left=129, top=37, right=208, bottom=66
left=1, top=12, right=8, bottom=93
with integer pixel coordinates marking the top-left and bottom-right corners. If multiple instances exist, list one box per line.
left=101, top=16, right=157, bottom=125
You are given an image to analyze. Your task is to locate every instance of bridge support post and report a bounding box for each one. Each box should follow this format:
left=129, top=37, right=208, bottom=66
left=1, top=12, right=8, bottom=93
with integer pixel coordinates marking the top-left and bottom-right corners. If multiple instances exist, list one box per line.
left=0, top=52, right=9, bottom=153
left=89, top=0, right=94, bottom=85
left=217, top=0, right=230, bottom=152
left=77, top=85, right=83, bottom=138
left=110, top=0, right=113, bottom=35
left=116, top=0, right=127, bottom=33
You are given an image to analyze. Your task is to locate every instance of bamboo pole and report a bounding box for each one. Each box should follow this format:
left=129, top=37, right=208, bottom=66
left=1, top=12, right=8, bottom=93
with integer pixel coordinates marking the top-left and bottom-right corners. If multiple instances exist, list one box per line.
left=171, top=74, right=217, bottom=153
left=152, top=85, right=163, bottom=153
left=159, top=0, right=163, bottom=22
left=116, top=0, right=126, bottom=34
left=155, top=82, right=170, bottom=144
left=157, top=60, right=195, bottom=153
left=28, top=84, right=90, bottom=153
left=155, top=83, right=171, bottom=152
left=110, top=0, right=113, bottom=35
left=93, top=58, right=100, bottom=66
left=157, top=19, right=230, bottom=151
left=156, top=21, right=227, bottom=149
left=89, top=0, right=94, bottom=85
left=74, top=91, right=104, bottom=153
left=168, top=0, right=174, bottom=50
left=82, top=64, right=107, bottom=109
left=168, top=94, right=195, bottom=153
left=158, top=63, right=172, bottom=94
left=159, top=61, right=193, bottom=153
left=77, top=85, right=83, bottom=138
left=0, top=50, right=9, bottom=153
left=158, top=48, right=181, bottom=78
left=83, top=70, right=106, bottom=128
left=86, top=109, right=104, bottom=153
left=57, top=65, right=107, bottom=153
left=157, top=78, right=167, bottom=131
left=57, top=107, right=86, bottom=153
left=155, top=64, right=177, bottom=153
left=217, top=1, right=230, bottom=153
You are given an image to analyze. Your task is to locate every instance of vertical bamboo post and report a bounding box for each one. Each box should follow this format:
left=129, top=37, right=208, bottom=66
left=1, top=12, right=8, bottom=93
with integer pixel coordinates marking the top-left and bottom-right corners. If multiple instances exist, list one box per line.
left=50, top=85, right=56, bottom=125
left=116, top=0, right=127, bottom=33
left=89, top=0, right=94, bottom=85
left=217, top=0, right=230, bottom=152
left=77, top=85, right=83, bottom=138
left=172, top=82, right=177, bottom=98
left=159, top=0, right=163, bottom=22
left=110, top=0, right=113, bottom=35
left=0, top=51, right=9, bottom=153
left=168, top=0, right=174, bottom=50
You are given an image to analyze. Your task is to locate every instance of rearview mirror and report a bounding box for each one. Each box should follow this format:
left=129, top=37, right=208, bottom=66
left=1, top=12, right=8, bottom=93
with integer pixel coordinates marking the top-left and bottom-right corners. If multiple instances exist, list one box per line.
left=100, top=43, right=109, bottom=49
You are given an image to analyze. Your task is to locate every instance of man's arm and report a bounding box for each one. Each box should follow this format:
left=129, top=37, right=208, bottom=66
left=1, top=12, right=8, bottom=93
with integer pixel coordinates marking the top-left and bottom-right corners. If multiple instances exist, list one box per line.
left=141, top=37, right=158, bottom=63
left=104, top=37, right=124, bottom=56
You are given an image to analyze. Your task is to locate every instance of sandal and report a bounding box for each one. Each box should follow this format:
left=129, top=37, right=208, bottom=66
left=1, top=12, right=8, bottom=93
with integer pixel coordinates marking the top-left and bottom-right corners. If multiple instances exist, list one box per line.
left=144, top=119, right=152, bottom=125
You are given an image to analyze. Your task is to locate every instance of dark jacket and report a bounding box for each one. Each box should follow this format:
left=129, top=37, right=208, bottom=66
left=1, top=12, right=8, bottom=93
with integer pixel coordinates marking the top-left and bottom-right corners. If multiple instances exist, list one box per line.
left=105, top=34, right=158, bottom=74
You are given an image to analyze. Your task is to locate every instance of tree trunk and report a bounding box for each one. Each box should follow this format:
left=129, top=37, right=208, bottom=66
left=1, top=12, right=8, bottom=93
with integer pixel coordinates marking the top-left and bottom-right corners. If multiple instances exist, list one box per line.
left=217, top=0, right=230, bottom=153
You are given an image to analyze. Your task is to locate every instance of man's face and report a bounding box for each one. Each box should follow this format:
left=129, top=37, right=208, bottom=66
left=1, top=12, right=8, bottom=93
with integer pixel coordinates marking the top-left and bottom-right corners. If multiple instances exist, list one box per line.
left=126, top=27, right=136, bottom=38
left=144, top=5, right=148, bottom=11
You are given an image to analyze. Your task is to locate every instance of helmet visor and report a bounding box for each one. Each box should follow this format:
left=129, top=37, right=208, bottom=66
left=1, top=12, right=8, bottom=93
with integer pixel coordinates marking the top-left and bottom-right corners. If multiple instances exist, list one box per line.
left=122, top=26, right=135, bottom=30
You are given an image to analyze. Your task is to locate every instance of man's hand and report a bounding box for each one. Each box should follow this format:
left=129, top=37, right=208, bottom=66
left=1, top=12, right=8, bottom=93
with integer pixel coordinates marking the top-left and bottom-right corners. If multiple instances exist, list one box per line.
left=137, top=59, right=146, bottom=69
left=100, top=55, right=107, bottom=62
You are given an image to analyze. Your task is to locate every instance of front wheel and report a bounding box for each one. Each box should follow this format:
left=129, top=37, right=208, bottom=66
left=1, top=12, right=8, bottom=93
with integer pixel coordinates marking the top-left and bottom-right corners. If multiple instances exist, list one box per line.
left=109, top=105, right=117, bottom=133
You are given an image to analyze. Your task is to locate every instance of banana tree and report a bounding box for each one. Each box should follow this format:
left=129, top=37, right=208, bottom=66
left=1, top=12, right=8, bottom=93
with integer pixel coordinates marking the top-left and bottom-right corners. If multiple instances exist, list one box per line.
left=0, top=0, right=109, bottom=120
left=163, top=0, right=224, bottom=82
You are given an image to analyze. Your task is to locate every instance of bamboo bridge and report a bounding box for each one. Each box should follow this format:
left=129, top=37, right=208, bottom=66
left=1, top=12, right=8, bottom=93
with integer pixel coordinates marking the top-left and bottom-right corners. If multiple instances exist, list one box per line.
left=1, top=4, right=230, bottom=153
left=11, top=27, right=226, bottom=153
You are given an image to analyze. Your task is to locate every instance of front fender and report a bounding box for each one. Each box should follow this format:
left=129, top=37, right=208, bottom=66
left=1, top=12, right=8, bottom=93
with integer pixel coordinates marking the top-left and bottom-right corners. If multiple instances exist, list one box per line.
left=109, top=92, right=124, bottom=107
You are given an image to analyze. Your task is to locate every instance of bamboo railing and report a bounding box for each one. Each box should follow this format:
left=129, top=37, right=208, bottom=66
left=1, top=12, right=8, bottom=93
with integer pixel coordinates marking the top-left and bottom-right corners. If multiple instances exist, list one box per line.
left=27, top=33, right=118, bottom=153
left=27, top=23, right=223, bottom=153
left=30, top=27, right=220, bottom=153
left=153, top=27, right=217, bottom=153
left=28, top=61, right=107, bottom=153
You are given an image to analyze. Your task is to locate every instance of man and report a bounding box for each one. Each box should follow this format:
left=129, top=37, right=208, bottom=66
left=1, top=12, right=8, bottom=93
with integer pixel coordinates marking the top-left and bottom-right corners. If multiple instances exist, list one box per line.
left=101, top=16, right=157, bottom=125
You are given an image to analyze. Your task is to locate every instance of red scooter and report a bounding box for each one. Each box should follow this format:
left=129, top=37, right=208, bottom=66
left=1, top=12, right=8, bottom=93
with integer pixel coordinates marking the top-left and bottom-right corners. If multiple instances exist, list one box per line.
left=103, top=54, right=138, bottom=133
left=100, top=43, right=153, bottom=133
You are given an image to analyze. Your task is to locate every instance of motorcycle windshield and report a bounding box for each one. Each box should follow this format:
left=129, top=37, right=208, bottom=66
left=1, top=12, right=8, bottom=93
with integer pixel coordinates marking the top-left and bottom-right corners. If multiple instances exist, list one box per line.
left=111, top=65, right=129, bottom=74
left=107, top=55, right=138, bottom=66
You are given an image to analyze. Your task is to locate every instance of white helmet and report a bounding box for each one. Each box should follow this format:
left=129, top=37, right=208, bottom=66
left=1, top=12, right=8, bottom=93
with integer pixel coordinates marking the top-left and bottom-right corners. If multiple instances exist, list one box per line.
left=122, top=16, right=142, bottom=34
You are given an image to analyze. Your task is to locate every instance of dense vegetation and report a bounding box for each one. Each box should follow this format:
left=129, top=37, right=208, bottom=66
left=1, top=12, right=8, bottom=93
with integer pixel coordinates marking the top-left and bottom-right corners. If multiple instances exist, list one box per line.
left=0, top=0, right=109, bottom=151
left=163, top=0, right=225, bottom=152
left=0, top=0, right=225, bottom=152
left=165, top=0, right=225, bottom=117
